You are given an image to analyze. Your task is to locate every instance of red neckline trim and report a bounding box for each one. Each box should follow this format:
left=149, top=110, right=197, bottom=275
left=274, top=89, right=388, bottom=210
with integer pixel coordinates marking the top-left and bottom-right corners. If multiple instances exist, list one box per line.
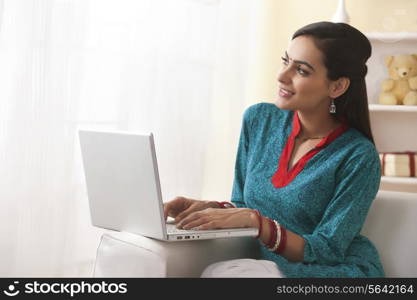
left=271, top=111, right=349, bottom=188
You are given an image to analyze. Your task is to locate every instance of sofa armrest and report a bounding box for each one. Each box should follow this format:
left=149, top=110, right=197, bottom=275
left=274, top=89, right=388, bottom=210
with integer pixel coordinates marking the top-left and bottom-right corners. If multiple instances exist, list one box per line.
left=93, top=231, right=260, bottom=277
left=361, top=190, right=417, bottom=277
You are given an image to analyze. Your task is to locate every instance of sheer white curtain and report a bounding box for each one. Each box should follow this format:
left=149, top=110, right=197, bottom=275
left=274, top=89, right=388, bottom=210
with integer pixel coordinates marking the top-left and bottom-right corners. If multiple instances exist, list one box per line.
left=0, top=0, right=263, bottom=276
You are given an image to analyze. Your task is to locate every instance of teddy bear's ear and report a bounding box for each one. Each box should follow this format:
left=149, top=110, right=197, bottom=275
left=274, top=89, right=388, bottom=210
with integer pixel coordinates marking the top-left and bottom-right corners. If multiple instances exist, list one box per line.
left=385, top=56, right=393, bottom=67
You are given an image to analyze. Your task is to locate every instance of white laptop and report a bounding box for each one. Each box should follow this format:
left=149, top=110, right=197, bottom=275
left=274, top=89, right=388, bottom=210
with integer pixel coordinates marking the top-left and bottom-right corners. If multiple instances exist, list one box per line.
left=78, top=129, right=258, bottom=241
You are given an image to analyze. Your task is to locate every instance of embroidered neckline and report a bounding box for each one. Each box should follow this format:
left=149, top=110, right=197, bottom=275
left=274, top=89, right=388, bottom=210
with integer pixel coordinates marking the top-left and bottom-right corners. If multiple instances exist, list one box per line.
left=271, top=111, right=349, bottom=188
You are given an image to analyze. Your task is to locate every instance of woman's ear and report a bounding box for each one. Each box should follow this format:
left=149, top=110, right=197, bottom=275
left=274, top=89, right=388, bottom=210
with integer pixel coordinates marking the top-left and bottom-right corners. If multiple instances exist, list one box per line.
left=329, top=77, right=350, bottom=99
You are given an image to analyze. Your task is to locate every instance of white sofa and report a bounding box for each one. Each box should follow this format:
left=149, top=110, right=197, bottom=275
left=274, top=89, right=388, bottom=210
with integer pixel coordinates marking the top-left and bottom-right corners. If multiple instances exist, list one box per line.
left=93, top=190, right=417, bottom=277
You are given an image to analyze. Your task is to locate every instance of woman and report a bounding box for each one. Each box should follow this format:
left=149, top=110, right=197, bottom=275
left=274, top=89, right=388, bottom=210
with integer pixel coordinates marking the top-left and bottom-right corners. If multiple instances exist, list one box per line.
left=164, top=21, right=384, bottom=278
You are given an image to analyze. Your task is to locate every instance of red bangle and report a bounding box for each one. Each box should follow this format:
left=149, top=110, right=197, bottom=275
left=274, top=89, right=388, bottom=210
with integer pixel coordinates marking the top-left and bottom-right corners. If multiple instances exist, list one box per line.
left=266, top=218, right=277, bottom=249
left=275, top=226, right=287, bottom=254
left=253, top=210, right=263, bottom=239
left=215, top=201, right=235, bottom=209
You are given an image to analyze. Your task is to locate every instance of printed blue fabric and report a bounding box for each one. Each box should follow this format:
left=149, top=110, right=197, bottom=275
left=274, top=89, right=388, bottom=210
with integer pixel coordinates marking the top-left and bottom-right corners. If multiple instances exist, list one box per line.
left=231, top=102, right=384, bottom=278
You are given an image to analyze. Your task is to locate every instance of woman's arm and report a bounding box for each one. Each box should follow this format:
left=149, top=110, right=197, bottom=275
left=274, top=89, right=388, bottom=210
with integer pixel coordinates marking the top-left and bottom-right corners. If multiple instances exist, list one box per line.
left=230, top=106, right=253, bottom=208
left=257, top=214, right=305, bottom=262
left=176, top=205, right=306, bottom=263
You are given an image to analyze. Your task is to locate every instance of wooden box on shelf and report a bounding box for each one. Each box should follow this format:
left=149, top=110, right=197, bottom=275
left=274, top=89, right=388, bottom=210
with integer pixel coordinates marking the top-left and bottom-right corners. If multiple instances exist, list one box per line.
left=365, top=32, right=417, bottom=193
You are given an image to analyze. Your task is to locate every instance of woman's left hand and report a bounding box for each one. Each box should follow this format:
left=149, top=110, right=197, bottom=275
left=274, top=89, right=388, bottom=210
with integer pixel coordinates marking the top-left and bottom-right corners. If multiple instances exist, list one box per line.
left=176, top=207, right=258, bottom=230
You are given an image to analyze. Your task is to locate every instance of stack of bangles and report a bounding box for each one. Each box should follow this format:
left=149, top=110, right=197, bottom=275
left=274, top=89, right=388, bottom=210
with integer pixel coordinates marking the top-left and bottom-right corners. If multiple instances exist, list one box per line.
left=253, top=209, right=287, bottom=255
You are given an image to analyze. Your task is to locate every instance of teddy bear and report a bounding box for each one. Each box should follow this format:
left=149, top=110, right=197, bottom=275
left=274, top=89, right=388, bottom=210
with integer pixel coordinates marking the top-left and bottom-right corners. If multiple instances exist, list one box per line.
left=379, top=54, right=417, bottom=105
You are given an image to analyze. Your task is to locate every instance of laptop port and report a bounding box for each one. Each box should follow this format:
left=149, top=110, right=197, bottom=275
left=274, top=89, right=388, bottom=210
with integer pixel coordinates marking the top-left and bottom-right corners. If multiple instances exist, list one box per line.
left=177, top=236, right=183, bottom=240
left=184, top=236, right=190, bottom=239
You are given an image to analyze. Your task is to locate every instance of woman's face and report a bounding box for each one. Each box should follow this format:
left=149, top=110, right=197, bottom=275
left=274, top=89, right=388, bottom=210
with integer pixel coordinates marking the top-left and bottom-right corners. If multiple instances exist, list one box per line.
left=275, top=35, right=332, bottom=113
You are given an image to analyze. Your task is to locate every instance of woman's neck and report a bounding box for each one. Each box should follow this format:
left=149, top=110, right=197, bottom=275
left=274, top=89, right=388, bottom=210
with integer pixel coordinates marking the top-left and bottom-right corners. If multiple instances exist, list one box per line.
left=296, top=109, right=341, bottom=138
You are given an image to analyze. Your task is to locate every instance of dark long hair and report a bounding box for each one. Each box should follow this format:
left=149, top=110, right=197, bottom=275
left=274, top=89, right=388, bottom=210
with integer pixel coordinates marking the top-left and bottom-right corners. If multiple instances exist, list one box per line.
left=292, top=21, right=375, bottom=144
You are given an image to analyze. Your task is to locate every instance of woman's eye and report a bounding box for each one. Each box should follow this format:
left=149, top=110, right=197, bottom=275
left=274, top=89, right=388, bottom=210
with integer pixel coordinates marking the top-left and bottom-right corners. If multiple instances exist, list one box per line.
left=297, top=66, right=309, bottom=76
left=281, top=57, right=309, bottom=76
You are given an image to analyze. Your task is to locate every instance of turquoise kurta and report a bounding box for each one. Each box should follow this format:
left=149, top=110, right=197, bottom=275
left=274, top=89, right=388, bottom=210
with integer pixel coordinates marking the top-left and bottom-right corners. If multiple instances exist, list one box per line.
left=231, top=102, right=384, bottom=278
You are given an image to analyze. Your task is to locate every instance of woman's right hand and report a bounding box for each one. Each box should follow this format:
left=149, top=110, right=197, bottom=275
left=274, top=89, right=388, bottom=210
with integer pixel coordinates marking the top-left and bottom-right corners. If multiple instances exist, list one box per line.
left=163, top=196, right=219, bottom=223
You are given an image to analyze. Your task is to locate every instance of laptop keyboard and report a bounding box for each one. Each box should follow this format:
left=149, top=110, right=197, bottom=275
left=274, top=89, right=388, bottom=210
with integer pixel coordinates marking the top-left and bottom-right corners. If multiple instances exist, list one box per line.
left=166, top=223, right=198, bottom=234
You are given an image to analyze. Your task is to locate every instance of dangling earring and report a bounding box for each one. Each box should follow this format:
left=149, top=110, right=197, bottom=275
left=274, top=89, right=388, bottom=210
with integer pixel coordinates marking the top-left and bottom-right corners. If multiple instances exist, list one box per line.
left=329, top=98, right=336, bottom=114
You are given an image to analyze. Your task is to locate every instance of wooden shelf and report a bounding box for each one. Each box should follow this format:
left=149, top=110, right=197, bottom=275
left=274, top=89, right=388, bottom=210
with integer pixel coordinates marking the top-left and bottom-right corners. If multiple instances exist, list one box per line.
left=380, top=176, right=417, bottom=193
left=365, top=32, right=417, bottom=193
left=369, top=104, right=417, bottom=112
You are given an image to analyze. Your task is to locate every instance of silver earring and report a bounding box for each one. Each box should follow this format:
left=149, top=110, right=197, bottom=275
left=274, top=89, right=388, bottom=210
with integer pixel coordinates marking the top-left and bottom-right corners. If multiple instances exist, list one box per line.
left=330, top=99, right=336, bottom=114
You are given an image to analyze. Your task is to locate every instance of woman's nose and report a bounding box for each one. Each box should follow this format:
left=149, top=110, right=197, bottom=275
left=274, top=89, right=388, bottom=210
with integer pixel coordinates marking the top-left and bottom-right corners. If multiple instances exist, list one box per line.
left=277, top=66, right=292, bottom=84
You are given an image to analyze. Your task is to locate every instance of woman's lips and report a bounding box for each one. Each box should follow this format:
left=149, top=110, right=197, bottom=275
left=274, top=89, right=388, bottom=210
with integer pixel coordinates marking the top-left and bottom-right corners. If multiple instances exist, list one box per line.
left=279, top=88, right=295, bottom=98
